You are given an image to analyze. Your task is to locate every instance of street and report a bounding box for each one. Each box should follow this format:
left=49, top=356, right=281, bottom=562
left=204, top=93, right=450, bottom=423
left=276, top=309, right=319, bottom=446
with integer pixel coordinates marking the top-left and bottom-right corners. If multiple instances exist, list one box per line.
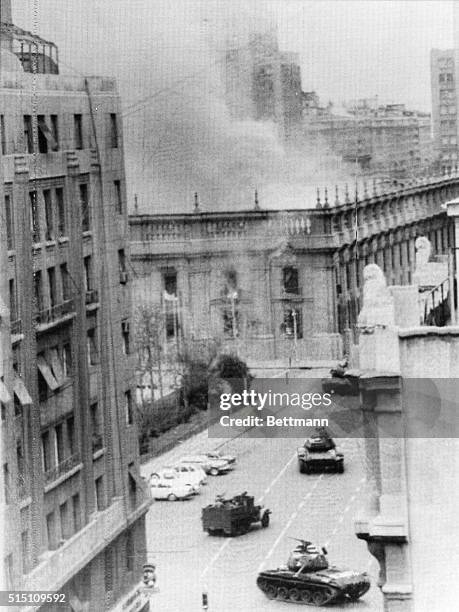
left=140, top=371, right=383, bottom=612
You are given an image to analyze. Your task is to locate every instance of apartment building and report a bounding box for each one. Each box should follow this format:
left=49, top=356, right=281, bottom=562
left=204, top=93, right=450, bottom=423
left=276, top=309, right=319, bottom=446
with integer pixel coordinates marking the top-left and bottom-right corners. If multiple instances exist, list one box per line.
left=0, top=2, right=151, bottom=610
left=431, top=49, right=458, bottom=173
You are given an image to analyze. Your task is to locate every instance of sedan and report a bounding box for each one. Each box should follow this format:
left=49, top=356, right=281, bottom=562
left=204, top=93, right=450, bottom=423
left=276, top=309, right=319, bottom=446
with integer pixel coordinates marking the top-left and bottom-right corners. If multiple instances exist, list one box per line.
left=164, top=463, right=207, bottom=488
left=202, top=450, right=236, bottom=465
left=150, top=475, right=195, bottom=501
left=179, top=455, right=233, bottom=476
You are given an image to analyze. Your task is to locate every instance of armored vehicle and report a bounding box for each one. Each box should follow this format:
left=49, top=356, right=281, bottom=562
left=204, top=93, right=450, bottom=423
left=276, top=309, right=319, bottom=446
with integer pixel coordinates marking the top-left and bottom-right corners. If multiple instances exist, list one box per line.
left=297, top=432, right=344, bottom=474
left=202, top=492, right=271, bottom=536
left=257, top=540, right=370, bottom=606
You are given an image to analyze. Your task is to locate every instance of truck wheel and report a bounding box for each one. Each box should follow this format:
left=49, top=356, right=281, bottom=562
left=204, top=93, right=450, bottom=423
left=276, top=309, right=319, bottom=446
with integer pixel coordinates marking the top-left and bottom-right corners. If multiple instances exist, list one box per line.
left=167, top=494, right=177, bottom=501
left=209, top=468, right=219, bottom=476
left=299, top=461, right=306, bottom=474
left=304, top=463, right=311, bottom=474
left=337, top=462, right=344, bottom=474
left=261, top=512, right=270, bottom=528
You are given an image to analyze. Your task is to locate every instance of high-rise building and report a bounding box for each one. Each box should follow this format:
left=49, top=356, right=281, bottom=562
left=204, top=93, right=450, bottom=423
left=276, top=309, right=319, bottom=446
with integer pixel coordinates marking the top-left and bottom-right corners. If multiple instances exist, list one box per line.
left=431, top=49, right=458, bottom=173
left=223, top=28, right=303, bottom=138
left=0, top=1, right=152, bottom=610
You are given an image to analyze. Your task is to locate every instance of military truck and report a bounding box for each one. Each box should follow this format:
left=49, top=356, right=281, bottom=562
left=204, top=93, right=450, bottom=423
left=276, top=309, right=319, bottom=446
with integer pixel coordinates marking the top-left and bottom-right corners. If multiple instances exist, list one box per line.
left=202, top=492, right=271, bottom=536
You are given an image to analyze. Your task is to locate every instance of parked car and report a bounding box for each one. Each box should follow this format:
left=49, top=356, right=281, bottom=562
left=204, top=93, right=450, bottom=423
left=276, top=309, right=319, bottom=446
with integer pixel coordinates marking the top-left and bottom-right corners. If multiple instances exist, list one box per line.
left=150, top=474, right=194, bottom=501
left=163, top=463, right=207, bottom=489
left=151, top=468, right=201, bottom=495
left=179, top=454, right=233, bottom=476
left=201, top=450, right=236, bottom=466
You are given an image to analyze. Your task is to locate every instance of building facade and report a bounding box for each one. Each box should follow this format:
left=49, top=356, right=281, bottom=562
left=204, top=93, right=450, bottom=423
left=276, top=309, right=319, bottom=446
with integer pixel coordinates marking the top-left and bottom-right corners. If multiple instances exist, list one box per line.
left=303, top=99, right=433, bottom=179
left=0, top=2, right=151, bottom=610
left=430, top=49, right=458, bottom=174
left=129, top=174, right=459, bottom=367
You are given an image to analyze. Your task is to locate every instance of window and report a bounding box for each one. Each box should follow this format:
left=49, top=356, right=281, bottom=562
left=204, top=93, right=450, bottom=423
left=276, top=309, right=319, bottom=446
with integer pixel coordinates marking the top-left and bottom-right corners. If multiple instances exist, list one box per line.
left=125, top=390, right=133, bottom=425
left=87, top=328, right=98, bottom=365
left=5, top=195, right=13, bottom=250
left=109, top=113, right=118, bottom=148
left=9, top=279, right=17, bottom=322
left=281, top=307, right=303, bottom=339
left=128, top=462, right=136, bottom=508
left=118, top=249, right=127, bottom=283
left=33, top=270, right=43, bottom=312
left=95, top=476, right=105, bottom=511
left=84, top=256, right=92, bottom=292
left=74, top=114, right=83, bottom=150
left=55, top=423, right=65, bottom=464
left=62, top=342, right=72, bottom=377
left=4, top=554, right=14, bottom=589
left=66, top=416, right=75, bottom=455
left=60, top=263, right=71, bottom=301
left=59, top=501, right=70, bottom=540
left=37, top=115, right=48, bottom=153
left=114, top=180, right=122, bottom=214
left=91, top=402, right=103, bottom=451
left=41, top=431, right=52, bottom=473
left=43, top=189, right=54, bottom=240
left=29, top=191, right=40, bottom=243
left=0, top=114, right=6, bottom=154
left=163, top=271, right=177, bottom=296
left=21, top=530, right=30, bottom=573
left=23, top=115, right=33, bottom=153
left=126, top=529, right=134, bottom=572
left=46, top=511, right=57, bottom=550
left=72, top=493, right=81, bottom=533
left=3, top=463, right=10, bottom=504
left=55, top=187, right=65, bottom=237
left=79, top=184, right=90, bottom=232
left=121, top=320, right=130, bottom=355
left=47, top=267, right=56, bottom=308
left=16, top=442, right=25, bottom=482
left=282, top=267, right=299, bottom=295
left=50, top=115, right=59, bottom=150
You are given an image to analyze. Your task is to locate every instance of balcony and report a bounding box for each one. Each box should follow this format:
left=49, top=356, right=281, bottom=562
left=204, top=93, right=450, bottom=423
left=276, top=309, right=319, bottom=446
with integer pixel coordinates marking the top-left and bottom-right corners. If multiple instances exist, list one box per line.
left=35, top=299, right=75, bottom=330
left=22, top=497, right=152, bottom=598
left=85, top=289, right=99, bottom=306
left=280, top=286, right=303, bottom=301
left=44, top=453, right=80, bottom=484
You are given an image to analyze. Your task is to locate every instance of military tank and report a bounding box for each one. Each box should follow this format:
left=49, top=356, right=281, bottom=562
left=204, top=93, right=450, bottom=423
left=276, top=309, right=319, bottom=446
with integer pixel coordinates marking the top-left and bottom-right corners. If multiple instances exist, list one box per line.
left=256, top=539, right=370, bottom=606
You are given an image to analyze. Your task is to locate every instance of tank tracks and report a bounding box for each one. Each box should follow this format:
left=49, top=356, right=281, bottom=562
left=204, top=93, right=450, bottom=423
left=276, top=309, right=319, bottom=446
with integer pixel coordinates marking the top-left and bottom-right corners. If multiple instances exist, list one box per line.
left=256, top=576, right=369, bottom=606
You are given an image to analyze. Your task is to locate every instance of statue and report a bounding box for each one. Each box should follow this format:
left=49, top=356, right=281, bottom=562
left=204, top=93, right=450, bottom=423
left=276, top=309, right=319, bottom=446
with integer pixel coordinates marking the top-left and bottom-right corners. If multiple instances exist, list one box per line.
left=415, top=236, right=431, bottom=267
left=357, top=264, right=395, bottom=331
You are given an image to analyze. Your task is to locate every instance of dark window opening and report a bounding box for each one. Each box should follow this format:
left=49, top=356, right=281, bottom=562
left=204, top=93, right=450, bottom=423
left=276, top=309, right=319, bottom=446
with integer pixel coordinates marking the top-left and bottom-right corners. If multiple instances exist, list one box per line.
left=43, top=189, right=54, bottom=240
left=114, top=180, right=122, bottom=214
left=282, top=266, right=299, bottom=294
left=47, top=267, right=56, bottom=308
left=109, top=113, right=118, bottom=148
left=9, top=278, right=17, bottom=321
left=23, top=115, right=33, bottom=153
left=67, top=416, right=75, bottom=455
left=163, top=271, right=177, bottom=296
left=74, top=114, right=83, bottom=150
left=37, top=115, right=48, bottom=153
left=60, top=263, right=71, bottom=301
left=1, top=115, right=6, bottom=154
left=5, top=195, right=14, bottom=250
left=125, top=390, right=133, bottom=425
left=55, top=188, right=66, bottom=237
left=79, top=184, right=90, bottom=232
left=121, top=320, right=130, bottom=354
left=87, top=328, right=99, bottom=365
left=96, top=476, right=105, bottom=512
left=29, top=191, right=40, bottom=243
left=50, top=115, right=59, bottom=150
left=84, top=256, right=92, bottom=292
left=41, top=430, right=52, bottom=473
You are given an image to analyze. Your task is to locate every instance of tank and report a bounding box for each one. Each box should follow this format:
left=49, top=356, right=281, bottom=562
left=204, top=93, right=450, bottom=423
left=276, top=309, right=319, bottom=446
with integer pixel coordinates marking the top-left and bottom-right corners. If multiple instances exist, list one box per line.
left=202, top=492, right=271, bottom=536
left=297, top=431, right=344, bottom=474
left=257, top=540, right=370, bottom=606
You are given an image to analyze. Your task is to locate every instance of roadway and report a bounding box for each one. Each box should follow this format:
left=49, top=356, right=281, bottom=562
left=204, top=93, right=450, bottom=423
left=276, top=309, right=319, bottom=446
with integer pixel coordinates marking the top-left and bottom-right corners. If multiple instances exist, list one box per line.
left=140, top=369, right=383, bottom=612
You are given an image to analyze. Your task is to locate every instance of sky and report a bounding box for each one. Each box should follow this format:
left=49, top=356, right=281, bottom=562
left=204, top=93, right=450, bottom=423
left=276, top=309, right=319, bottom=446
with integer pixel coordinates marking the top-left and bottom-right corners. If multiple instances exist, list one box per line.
left=9, top=0, right=455, bottom=212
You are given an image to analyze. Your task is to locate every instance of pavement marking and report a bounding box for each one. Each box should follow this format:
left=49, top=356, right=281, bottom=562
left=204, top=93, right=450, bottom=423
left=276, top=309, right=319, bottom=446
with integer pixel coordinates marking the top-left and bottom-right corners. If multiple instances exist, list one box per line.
left=324, top=477, right=367, bottom=548
left=257, top=475, right=325, bottom=572
left=200, top=449, right=298, bottom=580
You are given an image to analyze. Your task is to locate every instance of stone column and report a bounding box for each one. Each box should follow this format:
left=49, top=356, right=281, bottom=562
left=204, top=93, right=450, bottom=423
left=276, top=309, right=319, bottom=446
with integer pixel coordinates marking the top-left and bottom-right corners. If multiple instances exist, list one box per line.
left=445, top=198, right=459, bottom=320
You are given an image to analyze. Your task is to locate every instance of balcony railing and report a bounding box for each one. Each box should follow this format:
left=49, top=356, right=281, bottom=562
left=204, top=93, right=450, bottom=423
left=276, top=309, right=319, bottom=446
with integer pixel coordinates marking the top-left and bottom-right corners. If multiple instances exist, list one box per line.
left=10, top=318, right=22, bottom=336
left=35, top=299, right=75, bottom=327
left=44, top=453, right=80, bottom=484
left=85, top=289, right=99, bottom=305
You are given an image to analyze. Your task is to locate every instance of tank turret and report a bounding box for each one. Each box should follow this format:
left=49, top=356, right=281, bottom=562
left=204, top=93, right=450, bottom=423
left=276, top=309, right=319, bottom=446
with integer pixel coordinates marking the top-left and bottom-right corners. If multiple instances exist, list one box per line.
left=287, top=539, right=329, bottom=572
